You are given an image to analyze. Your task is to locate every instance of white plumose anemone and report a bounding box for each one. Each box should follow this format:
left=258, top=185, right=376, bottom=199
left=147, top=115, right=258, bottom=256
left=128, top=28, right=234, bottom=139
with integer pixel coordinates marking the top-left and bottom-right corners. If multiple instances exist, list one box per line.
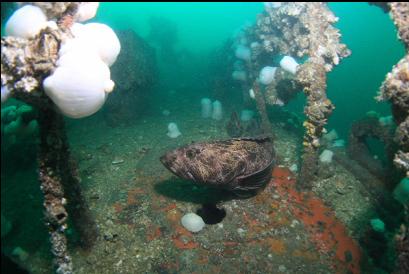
left=319, top=149, right=334, bottom=163
left=249, top=88, right=255, bottom=99
left=57, top=42, right=101, bottom=68
left=167, top=123, right=181, bottom=138
left=70, top=23, right=121, bottom=66
left=232, top=71, right=247, bottom=81
left=259, top=66, right=277, bottom=85
left=235, top=45, right=251, bottom=61
left=280, top=56, right=299, bottom=75
left=5, top=5, right=47, bottom=39
left=212, top=100, right=223, bottom=120
left=43, top=21, right=120, bottom=119
left=201, top=98, right=212, bottom=118
left=43, top=56, right=113, bottom=119
left=5, top=3, right=120, bottom=119
left=74, top=2, right=100, bottom=22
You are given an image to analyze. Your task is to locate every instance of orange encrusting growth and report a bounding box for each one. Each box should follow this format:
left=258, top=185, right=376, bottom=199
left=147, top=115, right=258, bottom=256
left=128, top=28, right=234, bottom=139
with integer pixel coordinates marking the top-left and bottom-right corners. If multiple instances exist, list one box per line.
left=266, top=238, right=286, bottom=255
left=272, top=167, right=361, bottom=274
left=165, top=207, right=200, bottom=250
left=127, top=187, right=145, bottom=205
left=172, top=226, right=199, bottom=249
left=146, top=225, right=162, bottom=241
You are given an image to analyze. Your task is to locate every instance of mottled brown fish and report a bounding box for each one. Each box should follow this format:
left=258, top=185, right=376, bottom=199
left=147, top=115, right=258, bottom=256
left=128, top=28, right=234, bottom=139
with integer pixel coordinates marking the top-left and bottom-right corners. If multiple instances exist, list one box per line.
left=160, top=136, right=275, bottom=195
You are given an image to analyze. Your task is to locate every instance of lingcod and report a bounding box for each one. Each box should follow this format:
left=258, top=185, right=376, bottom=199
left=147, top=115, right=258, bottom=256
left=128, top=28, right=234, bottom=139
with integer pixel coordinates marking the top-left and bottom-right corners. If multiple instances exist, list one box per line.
left=160, top=136, right=275, bottom=194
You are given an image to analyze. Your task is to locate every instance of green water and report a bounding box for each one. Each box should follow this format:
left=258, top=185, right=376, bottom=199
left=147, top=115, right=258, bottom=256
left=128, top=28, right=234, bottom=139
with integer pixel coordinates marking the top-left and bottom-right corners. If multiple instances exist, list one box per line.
left=1, top=2, right=407, bottom=274
left=97, top=2, right=263, bottom=54
left=327, top=2, right=405, bottom=138
left=97, top=2, right=404, bottom=139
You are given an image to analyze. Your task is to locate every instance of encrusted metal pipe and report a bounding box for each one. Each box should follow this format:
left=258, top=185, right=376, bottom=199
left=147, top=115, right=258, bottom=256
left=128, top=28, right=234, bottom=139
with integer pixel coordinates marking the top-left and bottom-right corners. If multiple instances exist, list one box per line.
left=38, top=106, right=73, bottom=274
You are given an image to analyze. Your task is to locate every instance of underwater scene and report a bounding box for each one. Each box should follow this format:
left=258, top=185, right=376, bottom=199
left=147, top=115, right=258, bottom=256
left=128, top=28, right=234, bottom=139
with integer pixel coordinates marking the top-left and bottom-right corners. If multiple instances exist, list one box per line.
left=1, top=2, right=408, bottom=274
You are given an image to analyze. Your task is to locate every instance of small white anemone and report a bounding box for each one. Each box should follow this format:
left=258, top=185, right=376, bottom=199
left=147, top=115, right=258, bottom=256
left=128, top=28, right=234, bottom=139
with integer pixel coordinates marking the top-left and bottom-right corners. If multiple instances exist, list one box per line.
left=259, top=66, right=277, bottom=85
left=201, top=98, right=212, bottom=118
left=232, top=71, right=247, bottom=81
left=319, top=149, right=334, bottom=163
left=167, top=122, right=181, bottom=138
left=212, top=100, right=223, bottom=120
left=235, top=45, right=251, bottom=61
left=280, top=56, right=299, bottom=75
left=249, top=88, right=255, bottom=99
left=181, top=213, right=205, bottom=233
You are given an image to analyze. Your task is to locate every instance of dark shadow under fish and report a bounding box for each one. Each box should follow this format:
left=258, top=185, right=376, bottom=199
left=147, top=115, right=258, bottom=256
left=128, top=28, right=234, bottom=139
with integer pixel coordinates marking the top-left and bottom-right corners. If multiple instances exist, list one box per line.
left=160, top=136, right=275, bottom=196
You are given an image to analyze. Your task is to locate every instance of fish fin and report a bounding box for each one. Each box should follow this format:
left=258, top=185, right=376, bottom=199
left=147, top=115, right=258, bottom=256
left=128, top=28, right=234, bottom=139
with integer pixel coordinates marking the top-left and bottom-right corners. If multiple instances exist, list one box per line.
left=234, top=159, right=275, bottom=191
left=232, top=189, right=258, bottom=198
left=232, top=135, right=272, bottom=143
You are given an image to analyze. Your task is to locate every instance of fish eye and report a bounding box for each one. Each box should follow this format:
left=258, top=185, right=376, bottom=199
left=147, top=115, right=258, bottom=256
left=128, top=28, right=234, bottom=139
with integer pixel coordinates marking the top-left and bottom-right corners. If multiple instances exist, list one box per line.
left=186, top=150, right=195, bottom=159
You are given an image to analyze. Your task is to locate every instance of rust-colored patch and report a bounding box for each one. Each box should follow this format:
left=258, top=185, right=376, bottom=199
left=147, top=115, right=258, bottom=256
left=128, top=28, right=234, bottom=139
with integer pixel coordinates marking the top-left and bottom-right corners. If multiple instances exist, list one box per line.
left=224, top=241, right=239, bottom=247
left=196, top=253, right=209, bottom=265
left=171, top=226, right=199, bottom=250
left=172, top=235, right=199, bottom=249
left=253, top=190, right=270, bottom=204
left=270, top=201, right=280, bottom=210
left=174, top=226, right=191, bottom=236
left=266, top=238, right=286, bottom=255
left=224, top=247, right=239, bottom=256
left=129, top=187, right=145, bottom=195
left=172, top=237, right=198, bottom=249
left=127, top=187, right=144, bottom=205
left=272, top=167, right=362, bottom=274
left=272, top=166, right=293, bottom=179
left=273, top=215, right=291, bottom=226
left=242, top=212, right=266, bottom=239
left=292, top=249, right=318, bottom=261
left=151, top=195, right=169, bottom=211
left=112, top=202, right=123, bottom=213
left=160, top=203, right=177, bottom=212
left=165, top=208, right=200, bottom=250
left=146, top=226, right=162, bottom=241
left=223, top=241, right=241, bottom=256
left=166, top=208, right=182, bottom=226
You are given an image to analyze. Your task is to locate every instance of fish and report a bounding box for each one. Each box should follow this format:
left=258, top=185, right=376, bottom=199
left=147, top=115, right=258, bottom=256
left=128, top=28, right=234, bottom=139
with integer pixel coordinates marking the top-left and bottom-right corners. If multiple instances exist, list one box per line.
left=226, top=111, right=243, bottom=138
left=160, top=136, right=275, bottom=195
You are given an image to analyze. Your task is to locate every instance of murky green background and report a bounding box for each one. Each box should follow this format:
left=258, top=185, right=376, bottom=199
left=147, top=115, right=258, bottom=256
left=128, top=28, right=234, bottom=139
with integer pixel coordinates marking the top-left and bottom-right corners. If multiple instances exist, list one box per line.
left=97, top=2, right=404, bottom=138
